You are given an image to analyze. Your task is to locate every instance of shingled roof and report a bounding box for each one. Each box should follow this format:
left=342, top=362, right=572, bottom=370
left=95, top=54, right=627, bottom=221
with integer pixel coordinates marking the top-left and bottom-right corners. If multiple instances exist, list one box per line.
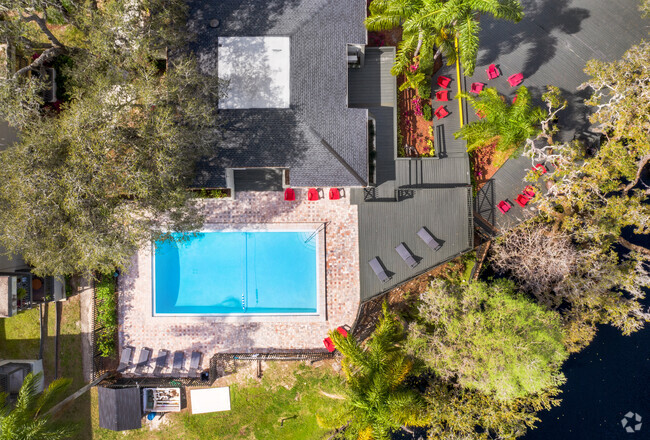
left=189, top=0, right=369, bottom=188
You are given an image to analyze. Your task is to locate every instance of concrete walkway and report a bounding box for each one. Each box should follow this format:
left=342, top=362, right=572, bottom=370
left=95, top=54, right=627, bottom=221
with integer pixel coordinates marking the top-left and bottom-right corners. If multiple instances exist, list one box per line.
left=78, top=278, right=94, bottom=382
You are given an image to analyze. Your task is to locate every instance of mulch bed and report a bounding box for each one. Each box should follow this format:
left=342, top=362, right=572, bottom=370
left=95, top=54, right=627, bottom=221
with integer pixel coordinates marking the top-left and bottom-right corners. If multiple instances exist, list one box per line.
left=352, top=258, right=467, bottom=342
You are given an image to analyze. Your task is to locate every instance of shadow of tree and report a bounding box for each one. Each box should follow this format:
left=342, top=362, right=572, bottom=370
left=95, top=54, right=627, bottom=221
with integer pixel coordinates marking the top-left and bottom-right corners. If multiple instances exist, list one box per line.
left=478, top=0, right=591, bottom=78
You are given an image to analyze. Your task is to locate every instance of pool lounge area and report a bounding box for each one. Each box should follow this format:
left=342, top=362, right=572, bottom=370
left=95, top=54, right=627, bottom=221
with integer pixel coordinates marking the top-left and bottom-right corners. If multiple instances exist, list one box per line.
left=153, top=229, right=321, bottom=316
left=118, top=190, right=360, bottom=358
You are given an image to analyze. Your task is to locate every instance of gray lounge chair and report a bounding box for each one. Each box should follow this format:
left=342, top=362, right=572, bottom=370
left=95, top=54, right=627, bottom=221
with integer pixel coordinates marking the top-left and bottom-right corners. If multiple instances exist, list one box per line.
left=172, top=351, right=184, bottom=377
left=417, top=227, right=442, bottom=251
left=369, top=257, right=390, bottom=283
left=395, top=243, right=418, bottom=268
left=153, top=349, right=170, bottom=377
left=189, top=351, right=203, bottom=379
left=116, top=346, right=134, bottom=373
left=135, top=347, right=152, bottom=375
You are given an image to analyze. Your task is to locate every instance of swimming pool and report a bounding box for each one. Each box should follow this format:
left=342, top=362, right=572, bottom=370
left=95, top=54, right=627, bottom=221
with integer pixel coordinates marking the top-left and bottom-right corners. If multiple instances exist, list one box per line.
left=153, top=230, right=319, bottom=315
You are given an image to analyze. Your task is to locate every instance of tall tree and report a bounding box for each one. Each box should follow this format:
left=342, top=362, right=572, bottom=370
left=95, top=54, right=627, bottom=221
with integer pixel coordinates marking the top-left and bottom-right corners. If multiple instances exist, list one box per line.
left=455, top=86, right=545, bottom=153
left=321, top=303, right=427, bottom=440
left=0, top=0, right=223, bottom=276
left=426, top=379, right=562, bottom=440
left=0, top=372, right=74, bottom=440
left=365, top=0, right=523, bottom=80
left=408, top=279, right=567, bottom=400
left=491, top=221, right=650, bottom=352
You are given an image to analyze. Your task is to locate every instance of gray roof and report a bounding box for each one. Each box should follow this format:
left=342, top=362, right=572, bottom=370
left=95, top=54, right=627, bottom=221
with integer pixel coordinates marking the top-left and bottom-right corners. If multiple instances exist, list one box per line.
left=189, top=0, right=368, bottom=188
left=97, top=386, right=142, bottom=431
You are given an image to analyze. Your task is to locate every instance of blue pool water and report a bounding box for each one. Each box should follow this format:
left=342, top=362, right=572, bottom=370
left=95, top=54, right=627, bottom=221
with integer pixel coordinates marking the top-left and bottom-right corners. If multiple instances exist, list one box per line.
left=153, top=231, right=318, bottom=315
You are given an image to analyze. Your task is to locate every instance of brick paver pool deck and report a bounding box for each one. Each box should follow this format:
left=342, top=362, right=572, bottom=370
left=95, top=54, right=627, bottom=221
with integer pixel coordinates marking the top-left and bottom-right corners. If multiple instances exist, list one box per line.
left=118, top=190, right=359, bottom=375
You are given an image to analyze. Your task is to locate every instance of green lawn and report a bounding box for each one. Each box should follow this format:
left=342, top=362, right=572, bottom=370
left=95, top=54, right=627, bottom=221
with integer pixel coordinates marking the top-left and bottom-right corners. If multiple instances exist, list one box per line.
left=0, top=307, right=42, bottom=360
left=91, top=362, right=347, bottom=440
left=1, top=296, right=90, bottom=440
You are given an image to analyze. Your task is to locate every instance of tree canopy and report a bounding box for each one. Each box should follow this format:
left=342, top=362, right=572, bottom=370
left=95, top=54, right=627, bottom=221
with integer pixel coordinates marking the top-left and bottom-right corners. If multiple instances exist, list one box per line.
left=455, top=86, right=545, bottom=152
left=0, top=0, right=223, bottom=276
left=322, top=303, right=427, bottom=440
left=0, top=372, right=74, bottom=440
left=408, top=279, right=567, bottom=400
left=365, top=0, right=523, bottom=82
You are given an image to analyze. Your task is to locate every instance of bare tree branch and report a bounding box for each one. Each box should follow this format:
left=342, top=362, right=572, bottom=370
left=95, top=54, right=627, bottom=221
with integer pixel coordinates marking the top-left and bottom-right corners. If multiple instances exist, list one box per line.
left=22, top=12, right=65, bottom=48
left=14, top=46, right=64, bottom=76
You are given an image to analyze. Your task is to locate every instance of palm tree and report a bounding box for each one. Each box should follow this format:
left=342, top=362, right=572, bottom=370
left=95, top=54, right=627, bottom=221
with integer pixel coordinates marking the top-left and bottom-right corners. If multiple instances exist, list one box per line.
left=365, top=0, right=524, bottom=77
left=0, top=372, right=74, bottom=440
left=455, top=86, right=545, bottom=152
left=324, top=303, right=427, bottom=440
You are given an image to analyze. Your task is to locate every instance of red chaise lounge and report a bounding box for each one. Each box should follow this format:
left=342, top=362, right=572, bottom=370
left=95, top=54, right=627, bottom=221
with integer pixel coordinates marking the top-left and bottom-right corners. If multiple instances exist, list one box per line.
left=486, top=64, right=499, bottom=80
left=435, top=106, right=449, bottom=119
left=307, top=188, right=320, bottom=201
left=437, top=76, right=451, bottom=88
left=508, top=73, right=524, bottom=87
left=436, top=90, right=449, bottom=101
left=497, top=200, right=512, bottom=214
left=329, top=188, right=341, bottom=200
left=323, top=326, right=349, bottom=352
left=470, top=82, right=485, bottom=93
left=284, top=188, right=295, bottom=201
left=532, top=164, right=547, bottom=174
left=515, top=194, right=530, bottom=207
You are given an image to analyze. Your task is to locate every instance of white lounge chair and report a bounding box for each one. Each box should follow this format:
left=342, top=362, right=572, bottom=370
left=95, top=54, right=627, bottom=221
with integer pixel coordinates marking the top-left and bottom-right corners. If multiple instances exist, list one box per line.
left=417, top=227, right=442, bottom=251
left=395, top=243, right=418, bottom=268
left=369, top=257, right=390, bottom=283
left=116, top=346, right=134, bottom=373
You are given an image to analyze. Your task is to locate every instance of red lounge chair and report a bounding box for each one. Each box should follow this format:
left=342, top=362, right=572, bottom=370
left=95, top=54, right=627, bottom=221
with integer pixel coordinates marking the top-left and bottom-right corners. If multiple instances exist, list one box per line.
left=486, top=64, right=499, bottom=80
left=336, top=326, right=348, bottom=337
left=515, top=194, right=530, bottom=207
left=533, top=164, right=547, bottom=174
left=497, top=200, right=512, bottom=214
left=323, top=337, right=335, bottom=352
left=436, top=90, right=449, bottom=101
left=308, top=188, right=320, bottom=201
left=524, top=187, right=535, bottom=198
left=329, top=188, right=341, bottom=200
left=435, top=106, right=449, bottom=119
left=284, top=188, right=295, bottom=201
left=476, top=110, right=486, bottom=119
left=437, top=76, right=451, bottom=88
left=470, top=82, right=484, bottom=93
left=508, top=73, right=524, bottom=87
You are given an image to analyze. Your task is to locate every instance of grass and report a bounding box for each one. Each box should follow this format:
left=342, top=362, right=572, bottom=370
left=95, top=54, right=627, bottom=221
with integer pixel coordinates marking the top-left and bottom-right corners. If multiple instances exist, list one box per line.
left=0, top=295, right=90, bottom=439
left=0, top=307, right=42, bottom=360
left=91, top=362, right=347, bottom=440
left=52, top=296, right=91, bottom=440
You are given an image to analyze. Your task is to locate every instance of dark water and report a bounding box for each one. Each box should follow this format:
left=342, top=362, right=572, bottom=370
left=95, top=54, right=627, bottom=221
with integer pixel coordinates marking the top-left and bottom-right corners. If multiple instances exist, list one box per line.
left=524, top=322, right=650, bottom=440
left=527, top=231, right=650, bottom=440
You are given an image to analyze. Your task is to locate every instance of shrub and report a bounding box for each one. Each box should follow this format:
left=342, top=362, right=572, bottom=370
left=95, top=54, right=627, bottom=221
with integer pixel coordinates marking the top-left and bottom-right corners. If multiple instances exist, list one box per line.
left=194, top=189, right=229, bottom=199
left=95, top=276, right=117, bottom=357
left=417, top=81, right=431, bottom=100
left=422, top=103, right=433, bottom=121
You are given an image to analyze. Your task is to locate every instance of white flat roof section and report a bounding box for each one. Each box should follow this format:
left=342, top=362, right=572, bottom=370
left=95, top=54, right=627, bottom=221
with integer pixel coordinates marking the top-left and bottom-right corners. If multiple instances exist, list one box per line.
left=217, top=37, right=291, bottom=109
left=190, top=387, right=231, bottom=414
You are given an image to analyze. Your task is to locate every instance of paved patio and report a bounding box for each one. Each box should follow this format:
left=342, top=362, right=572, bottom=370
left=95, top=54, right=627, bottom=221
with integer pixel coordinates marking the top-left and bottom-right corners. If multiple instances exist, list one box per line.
left=117, top=189, right=359, bottom=375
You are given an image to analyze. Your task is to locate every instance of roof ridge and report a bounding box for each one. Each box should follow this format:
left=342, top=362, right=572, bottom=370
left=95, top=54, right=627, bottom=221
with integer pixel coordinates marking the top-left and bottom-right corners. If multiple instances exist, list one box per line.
left=287, top=0, right=334, bottom=37
left=303, top=122, right=367, bottom=186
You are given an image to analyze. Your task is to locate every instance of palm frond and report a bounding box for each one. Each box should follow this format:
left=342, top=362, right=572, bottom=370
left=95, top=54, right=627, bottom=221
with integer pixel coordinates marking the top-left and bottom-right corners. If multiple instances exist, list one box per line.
left=35, top=377, right=72, bottom=417
left=13, top=372, right=42, bottom=416
left=457, top=16, right=481, bottom=75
